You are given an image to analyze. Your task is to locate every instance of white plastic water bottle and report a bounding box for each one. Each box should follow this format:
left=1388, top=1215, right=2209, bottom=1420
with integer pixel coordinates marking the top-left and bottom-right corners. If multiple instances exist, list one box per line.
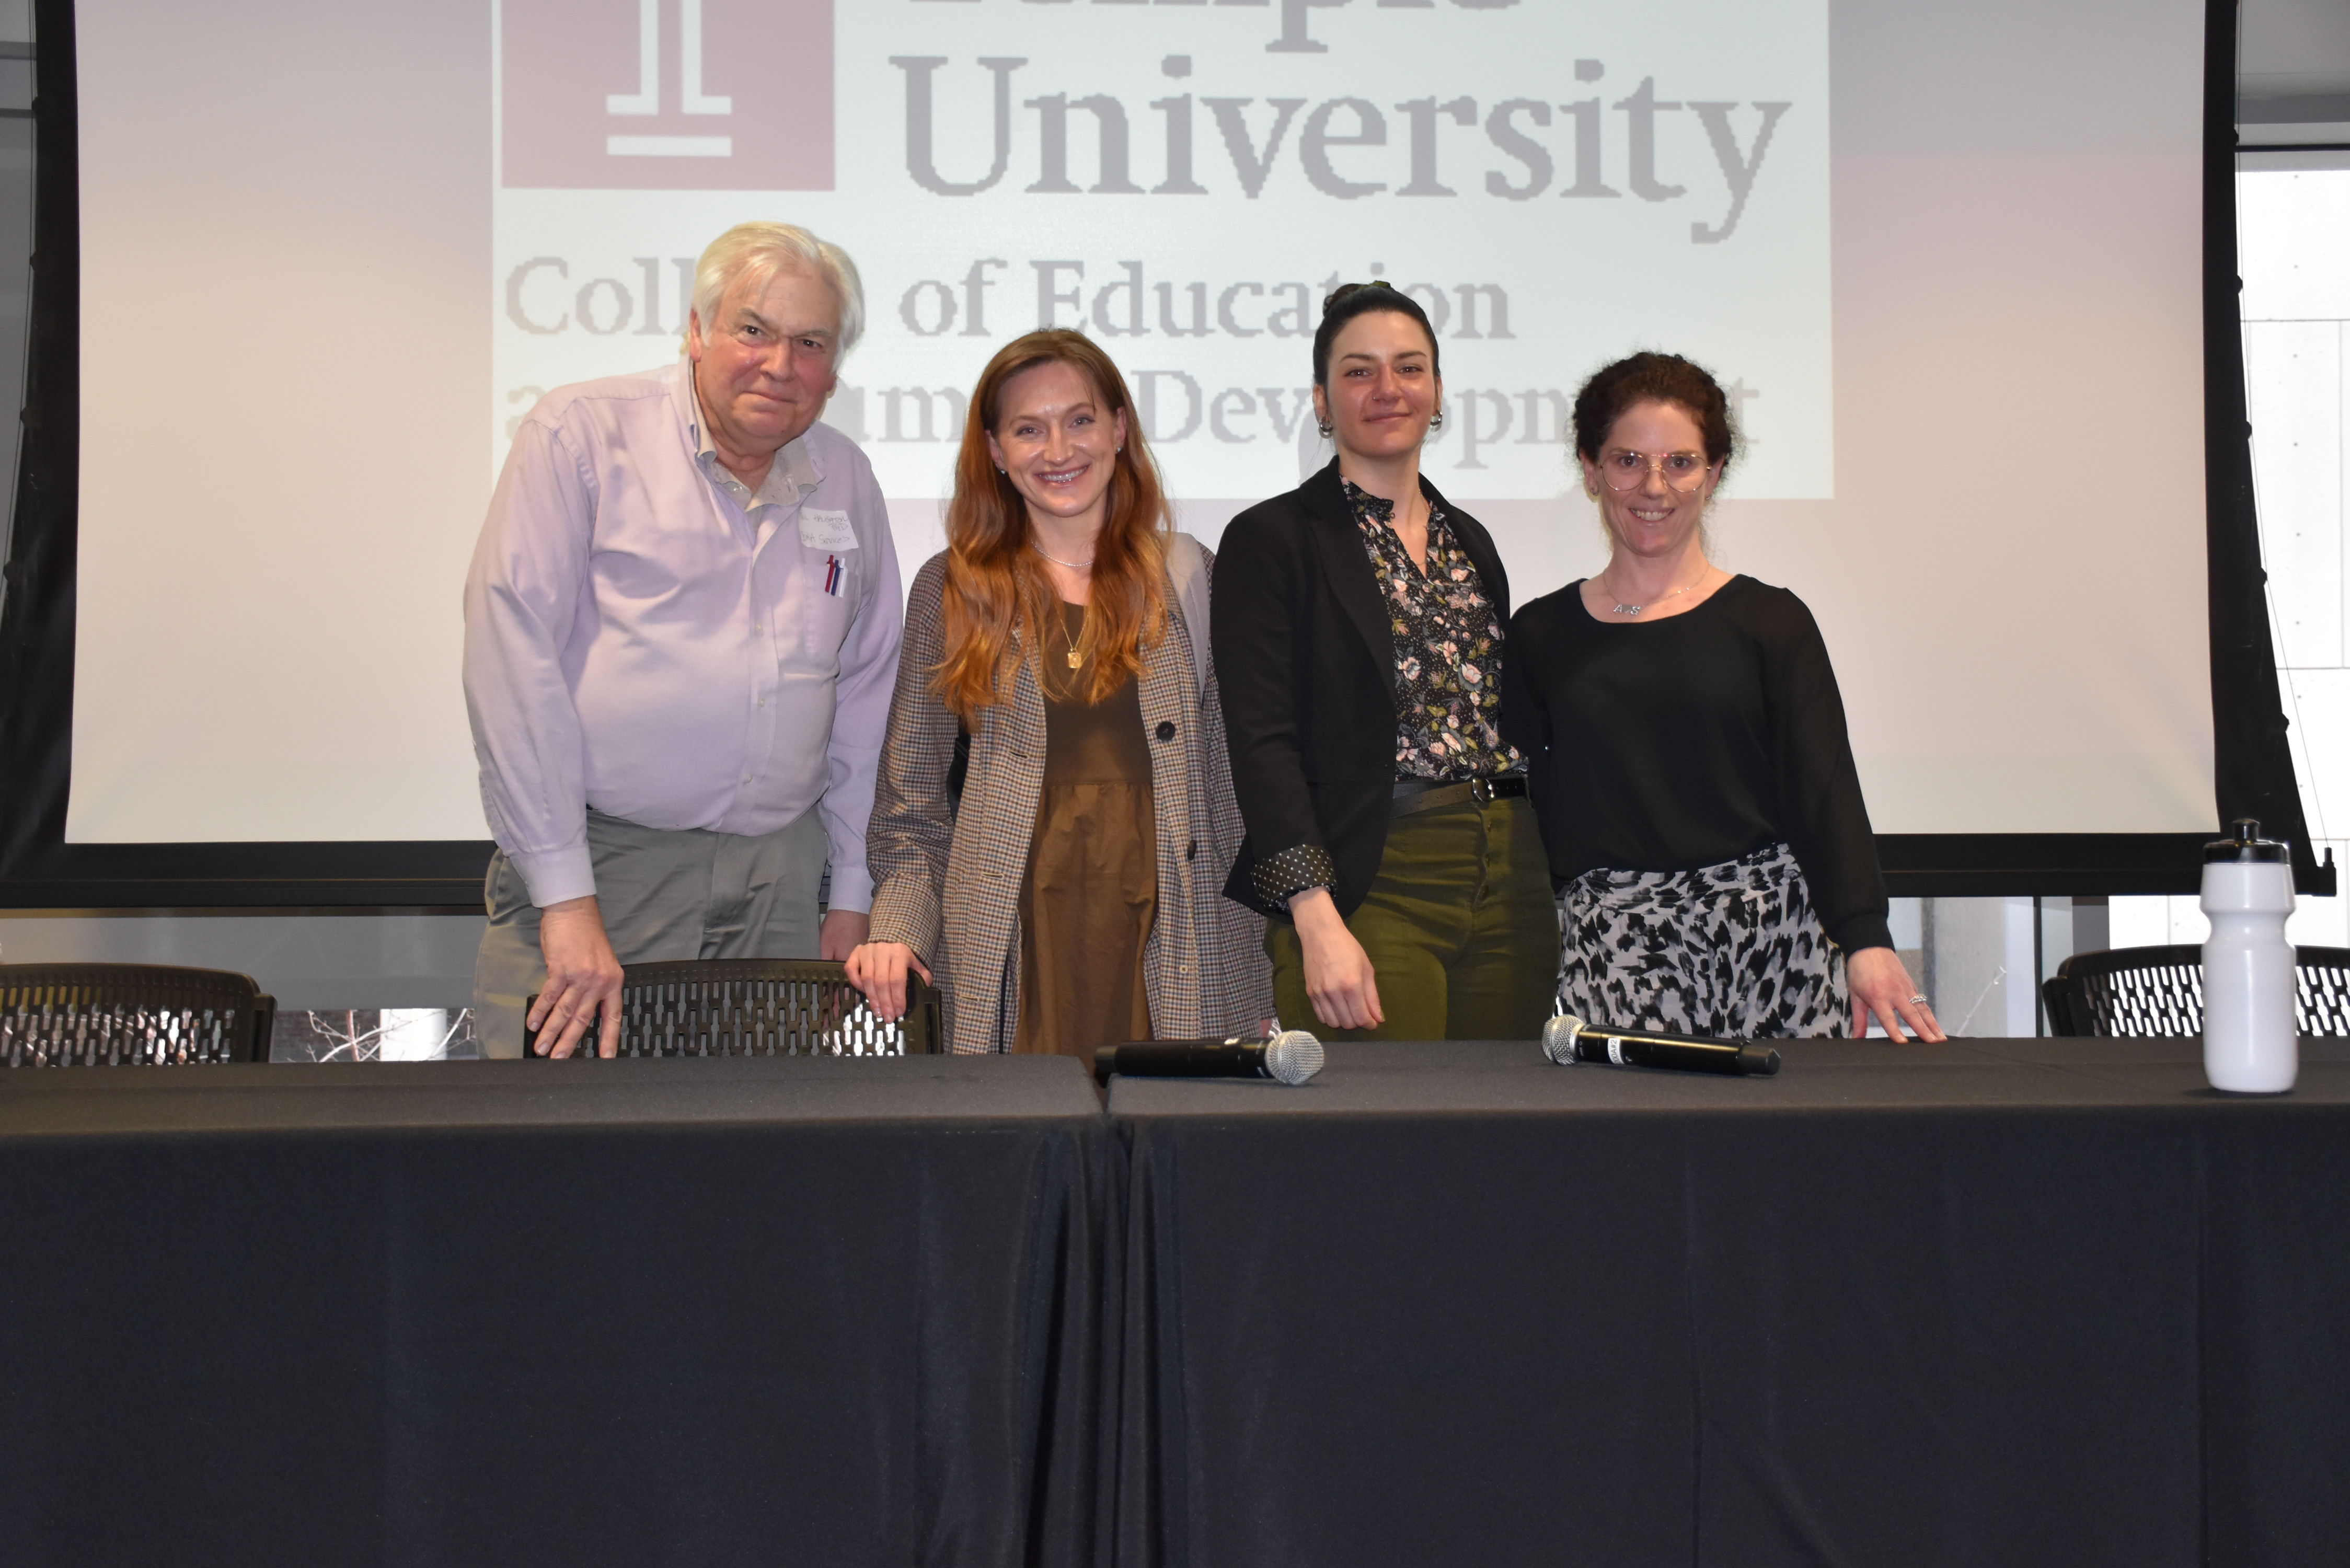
left=2199, top=817, right=2297, bottom=1093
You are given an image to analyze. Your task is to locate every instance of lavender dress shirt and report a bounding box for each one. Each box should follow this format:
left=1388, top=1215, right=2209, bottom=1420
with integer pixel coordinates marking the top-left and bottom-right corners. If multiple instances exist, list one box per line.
left=463, top=359, right=903, bottom=913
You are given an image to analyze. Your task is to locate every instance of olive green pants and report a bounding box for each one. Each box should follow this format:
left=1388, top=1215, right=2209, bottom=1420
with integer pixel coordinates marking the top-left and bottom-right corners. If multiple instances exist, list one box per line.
left=1268, top=794, right=1558, bottom=1041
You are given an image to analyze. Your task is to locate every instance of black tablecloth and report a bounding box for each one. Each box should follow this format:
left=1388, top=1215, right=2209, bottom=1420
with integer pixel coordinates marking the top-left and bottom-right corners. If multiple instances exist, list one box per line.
left=0, top=1056, right=1114, bottom=1568
left=1107, top=1038, right=2350, bottom=1568
left=8, top=1042, right=2345, bottom=1567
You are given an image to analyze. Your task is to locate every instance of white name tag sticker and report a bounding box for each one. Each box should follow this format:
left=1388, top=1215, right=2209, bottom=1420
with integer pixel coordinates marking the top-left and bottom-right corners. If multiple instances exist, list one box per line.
left=798, top=508, right=858, bottom=551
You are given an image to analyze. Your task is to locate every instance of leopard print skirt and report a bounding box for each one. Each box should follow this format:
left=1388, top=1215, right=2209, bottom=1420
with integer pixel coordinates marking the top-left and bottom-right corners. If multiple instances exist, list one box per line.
left=1558, top=841, right=1848, bottom=1039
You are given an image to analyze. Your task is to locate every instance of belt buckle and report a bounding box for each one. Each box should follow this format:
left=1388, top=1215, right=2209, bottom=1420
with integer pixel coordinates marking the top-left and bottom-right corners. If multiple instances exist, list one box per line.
left=1469, top=776, right=1493, bottom=806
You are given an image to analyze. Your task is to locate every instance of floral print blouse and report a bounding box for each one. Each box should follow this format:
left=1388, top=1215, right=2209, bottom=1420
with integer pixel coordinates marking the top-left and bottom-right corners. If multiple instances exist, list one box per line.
left=1344, top=478, right=1523, bottom=783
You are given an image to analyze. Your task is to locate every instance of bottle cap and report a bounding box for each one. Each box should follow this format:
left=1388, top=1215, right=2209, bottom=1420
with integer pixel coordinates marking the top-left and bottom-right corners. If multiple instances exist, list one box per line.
left=2204, top=816, right=2290, bottom=864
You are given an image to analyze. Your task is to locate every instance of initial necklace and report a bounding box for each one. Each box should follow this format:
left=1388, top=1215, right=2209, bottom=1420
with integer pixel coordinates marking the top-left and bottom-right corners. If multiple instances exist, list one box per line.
left=1607, top=572, right=1704, bottom=617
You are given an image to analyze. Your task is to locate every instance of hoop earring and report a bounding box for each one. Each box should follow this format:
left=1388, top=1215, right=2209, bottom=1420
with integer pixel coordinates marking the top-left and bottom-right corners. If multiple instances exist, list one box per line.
left=1429, top=408, right=1445, bottom=433
left=1316, top=419, right=1334, bottom=439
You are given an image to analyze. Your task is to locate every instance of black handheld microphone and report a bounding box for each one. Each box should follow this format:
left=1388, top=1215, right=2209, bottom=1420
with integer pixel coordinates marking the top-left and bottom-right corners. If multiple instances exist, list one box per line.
left=1094, top=1030, right=1325, bottom=1086
left=1542, top=1014, right=1781, bottom=1077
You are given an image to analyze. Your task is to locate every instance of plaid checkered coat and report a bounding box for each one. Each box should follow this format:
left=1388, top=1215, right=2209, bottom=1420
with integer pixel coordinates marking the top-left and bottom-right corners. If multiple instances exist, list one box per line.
left=867, top=545, right=1273, bottom=1054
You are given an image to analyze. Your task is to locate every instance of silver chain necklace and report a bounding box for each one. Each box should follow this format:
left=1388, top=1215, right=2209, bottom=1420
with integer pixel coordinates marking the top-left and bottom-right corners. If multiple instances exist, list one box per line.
left=1605, top=573, right=1704, bottom=616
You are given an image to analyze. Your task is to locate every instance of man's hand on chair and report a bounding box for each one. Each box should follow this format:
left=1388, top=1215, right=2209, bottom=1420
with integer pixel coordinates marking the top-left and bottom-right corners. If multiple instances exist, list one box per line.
left=532, top=897, right=625, bottom=1058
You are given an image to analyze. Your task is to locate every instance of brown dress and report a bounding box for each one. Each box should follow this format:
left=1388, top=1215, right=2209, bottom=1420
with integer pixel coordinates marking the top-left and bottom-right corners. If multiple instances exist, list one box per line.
left=1013, top=602, right=1159, bottom=1056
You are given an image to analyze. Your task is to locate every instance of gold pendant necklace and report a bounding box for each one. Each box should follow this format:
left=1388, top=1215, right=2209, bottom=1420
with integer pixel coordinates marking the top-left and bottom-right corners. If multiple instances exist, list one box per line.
left=1066, top=648, right=1082, bottom=670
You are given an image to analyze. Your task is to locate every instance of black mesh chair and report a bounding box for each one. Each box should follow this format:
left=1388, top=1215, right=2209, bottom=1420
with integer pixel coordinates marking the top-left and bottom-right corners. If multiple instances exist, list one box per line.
left=525, top=959, right=941, bottom=1057
left=2042, top=945, right=2350, bottom=1038
left=0, top=963, right=277, bottom=1066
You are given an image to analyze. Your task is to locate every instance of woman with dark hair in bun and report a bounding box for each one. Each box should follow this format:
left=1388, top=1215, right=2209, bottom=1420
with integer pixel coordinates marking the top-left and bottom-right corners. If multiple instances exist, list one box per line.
left=1211, top=283, right=1557, bottom=1040
left=1502, top=351, right=1942, bottom=1042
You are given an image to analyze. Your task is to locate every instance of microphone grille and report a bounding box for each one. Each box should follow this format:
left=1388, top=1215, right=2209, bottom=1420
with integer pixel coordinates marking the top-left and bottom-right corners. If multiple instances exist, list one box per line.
left=1542, top=1014, right=1585, bottom=1065
left=1263, top=1029, right=1324, bottom=1086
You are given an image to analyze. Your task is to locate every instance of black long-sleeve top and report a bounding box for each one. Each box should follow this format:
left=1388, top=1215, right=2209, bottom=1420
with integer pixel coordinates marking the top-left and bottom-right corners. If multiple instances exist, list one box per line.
left=1501, top=574, right=1894, bottom=953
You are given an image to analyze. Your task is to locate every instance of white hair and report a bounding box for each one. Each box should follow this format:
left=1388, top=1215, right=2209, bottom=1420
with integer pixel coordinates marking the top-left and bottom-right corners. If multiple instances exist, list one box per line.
left=690, top=221, right=866, bottom=358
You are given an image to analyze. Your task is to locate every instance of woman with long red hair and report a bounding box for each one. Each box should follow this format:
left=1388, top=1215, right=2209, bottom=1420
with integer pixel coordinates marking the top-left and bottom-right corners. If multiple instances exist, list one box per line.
left=848, top=331, right=1271, bottom=1054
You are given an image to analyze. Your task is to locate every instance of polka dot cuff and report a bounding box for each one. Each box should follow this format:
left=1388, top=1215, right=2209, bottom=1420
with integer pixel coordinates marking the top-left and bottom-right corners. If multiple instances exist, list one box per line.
left=1252, top=843, right=1338, bottom=907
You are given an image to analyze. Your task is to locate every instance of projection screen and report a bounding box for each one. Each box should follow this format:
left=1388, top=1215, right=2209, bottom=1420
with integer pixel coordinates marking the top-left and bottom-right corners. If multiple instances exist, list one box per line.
left=56, top=0, right=2217, bottom=864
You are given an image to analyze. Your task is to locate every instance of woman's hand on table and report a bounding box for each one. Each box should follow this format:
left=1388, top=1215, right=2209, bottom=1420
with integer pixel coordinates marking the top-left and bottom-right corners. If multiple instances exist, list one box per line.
left=1289, top=887, right=1384, bottom=1032
left=847, top=941, right=931, bottom=1022
left=1848, top=946, right=1945, bottom=1042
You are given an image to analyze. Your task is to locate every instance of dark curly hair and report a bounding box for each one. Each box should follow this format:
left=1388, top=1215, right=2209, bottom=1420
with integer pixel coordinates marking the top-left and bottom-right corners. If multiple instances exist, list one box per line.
left=1570, top=352, right=1734, bottom=471
left=1311, top=281, right=1441, bottom=390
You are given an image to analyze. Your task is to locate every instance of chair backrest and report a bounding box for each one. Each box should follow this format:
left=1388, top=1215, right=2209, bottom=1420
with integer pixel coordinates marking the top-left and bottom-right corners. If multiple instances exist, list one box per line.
left=0, top=963, right=277, bottom=1066
left=2042, top=944, right=2350, bottom=1039
left=2296, top=947, right=2350, bottom=1037
left=525, top=959, right=941, bottom=1057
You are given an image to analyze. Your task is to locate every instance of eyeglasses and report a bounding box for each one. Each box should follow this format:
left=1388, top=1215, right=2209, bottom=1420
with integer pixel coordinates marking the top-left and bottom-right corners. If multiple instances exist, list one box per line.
left=1597, top=448, right=1713, bottom=493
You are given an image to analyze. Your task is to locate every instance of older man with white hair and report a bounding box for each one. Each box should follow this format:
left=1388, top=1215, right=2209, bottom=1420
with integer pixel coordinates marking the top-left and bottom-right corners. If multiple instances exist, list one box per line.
left=464, top=222, right=901, bottom=1057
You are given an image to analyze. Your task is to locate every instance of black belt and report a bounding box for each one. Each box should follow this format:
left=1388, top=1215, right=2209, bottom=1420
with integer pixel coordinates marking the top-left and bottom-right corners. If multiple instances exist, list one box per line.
left=1390, top=775, right=1528, bottom=816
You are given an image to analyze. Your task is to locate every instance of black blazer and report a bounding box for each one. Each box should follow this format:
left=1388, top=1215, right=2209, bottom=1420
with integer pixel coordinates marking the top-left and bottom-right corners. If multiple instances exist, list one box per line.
left=1211, top=459, right=1514, bottom=920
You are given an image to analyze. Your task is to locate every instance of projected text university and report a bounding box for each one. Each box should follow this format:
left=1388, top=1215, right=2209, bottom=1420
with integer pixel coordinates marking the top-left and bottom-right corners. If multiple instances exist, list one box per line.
left=892, top=55, right=1787, bottom=244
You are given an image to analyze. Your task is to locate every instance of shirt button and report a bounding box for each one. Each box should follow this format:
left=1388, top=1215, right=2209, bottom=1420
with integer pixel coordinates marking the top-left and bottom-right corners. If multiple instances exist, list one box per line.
left=742, top=773, right=752, bottom=784
left=757, top=698, right=765, bottom=708
left=1155, top=721, right=1176, bottom=742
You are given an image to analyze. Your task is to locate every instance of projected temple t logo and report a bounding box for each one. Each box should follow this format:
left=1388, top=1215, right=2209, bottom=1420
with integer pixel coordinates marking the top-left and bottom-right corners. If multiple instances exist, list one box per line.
left=493, top=0, right=1828, bottom=503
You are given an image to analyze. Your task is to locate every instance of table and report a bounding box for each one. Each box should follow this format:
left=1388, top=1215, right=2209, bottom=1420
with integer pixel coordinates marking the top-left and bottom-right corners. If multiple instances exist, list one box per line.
left=0, top=1055, right=1114, bottom=1568
left=1106, top=1038, right=2350, bottom=1568
left=9, top=1042, right=2344, bottom=1566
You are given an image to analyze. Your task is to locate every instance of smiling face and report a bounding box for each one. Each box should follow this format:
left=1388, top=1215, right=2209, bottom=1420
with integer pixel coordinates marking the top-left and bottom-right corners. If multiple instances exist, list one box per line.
left=1580, top=398, right=1724, bottom=563
left=986, top=359, right=1127, bottom=538
left=686, top=264, right=842, bottom=465
left=1314, top=309, right=1440, bottom=464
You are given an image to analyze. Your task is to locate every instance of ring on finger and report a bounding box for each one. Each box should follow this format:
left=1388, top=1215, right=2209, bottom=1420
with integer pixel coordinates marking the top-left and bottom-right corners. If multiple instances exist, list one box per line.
left=1907, top=994, right=1929, bottom=1006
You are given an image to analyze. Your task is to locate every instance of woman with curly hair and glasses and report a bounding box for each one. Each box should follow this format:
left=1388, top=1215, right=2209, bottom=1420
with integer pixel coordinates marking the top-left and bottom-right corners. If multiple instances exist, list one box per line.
left=1503, top=351, right=1942, bottom=1043
left=849, top=330, right=1271, bottom=1054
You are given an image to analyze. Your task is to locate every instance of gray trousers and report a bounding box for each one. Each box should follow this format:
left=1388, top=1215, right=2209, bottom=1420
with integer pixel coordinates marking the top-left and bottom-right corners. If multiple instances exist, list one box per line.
left=471, top=807, right=828, bottom=1058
